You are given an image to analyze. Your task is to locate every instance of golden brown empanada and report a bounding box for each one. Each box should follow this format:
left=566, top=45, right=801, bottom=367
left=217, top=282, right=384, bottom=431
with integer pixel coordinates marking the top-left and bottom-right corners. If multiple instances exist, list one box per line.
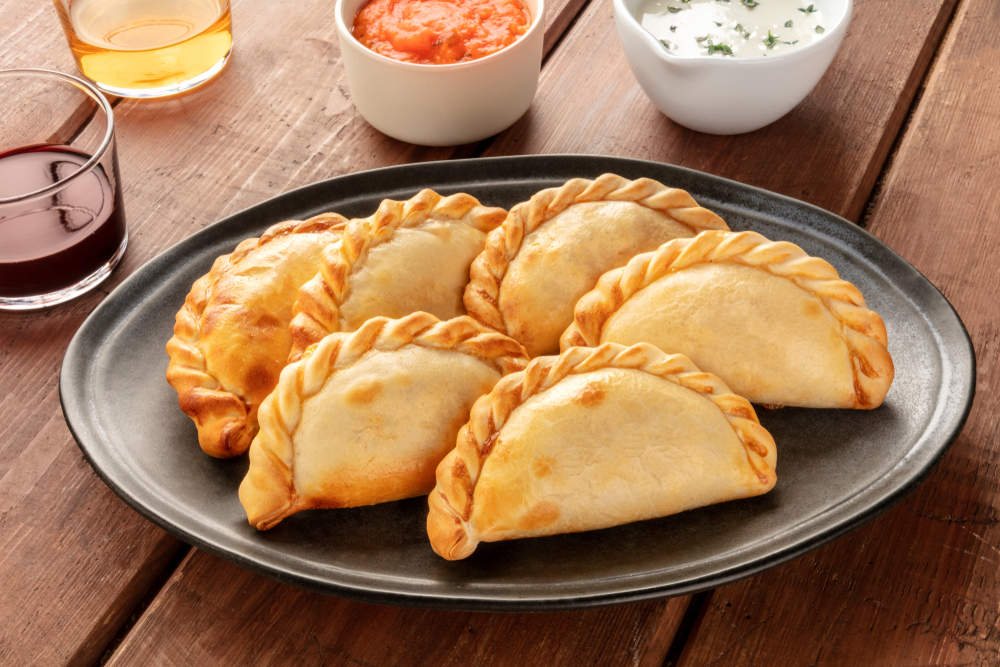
left=561, top=231, right=894, bottom=409
left=463, top=174, right=729, bottom=357
left=166, top=213, right=348, bottom=458
left=427, top=342, right=776, bottom=560
left=240, top=312, right=529, bottom=530
left=287, top=190, right=505, bottom=361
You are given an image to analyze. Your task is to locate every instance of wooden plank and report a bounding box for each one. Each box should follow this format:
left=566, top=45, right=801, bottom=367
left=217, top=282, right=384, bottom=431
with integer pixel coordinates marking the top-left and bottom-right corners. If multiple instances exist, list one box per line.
left=40, top=0, right=955, bottom=664
left=105, top=549, right=690, bottom=666
left=676, top=0, right=1000, bottom=664
left=0, top=3, right=99, bottom=149
left=67, top=0, right=586, bottom=273
left=484, top=0, right=958, bottom=223
left=0, top=4, right=189, bottom=667
left=0, top=0, right=597, bottom=664
left=0, top=2, right=80, bottom=72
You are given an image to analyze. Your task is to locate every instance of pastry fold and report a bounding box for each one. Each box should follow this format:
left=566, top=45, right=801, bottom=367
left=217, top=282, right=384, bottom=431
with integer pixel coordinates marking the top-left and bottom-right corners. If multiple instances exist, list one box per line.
left=463, top=173, right=729, bottom=357
left=427, top=342, right=777, bottom=560
left=287, top=189, right=505, bottom=361
left=561, top=231, right=894, bottom=409
left=165, top=213, right=348, bottom=458
left=240, top=312, right=529, bottom=530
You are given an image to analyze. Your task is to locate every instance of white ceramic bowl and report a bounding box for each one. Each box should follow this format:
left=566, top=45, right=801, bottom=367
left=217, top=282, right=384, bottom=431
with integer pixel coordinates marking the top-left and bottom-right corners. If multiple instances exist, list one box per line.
left=613, top=0, right=852, bottom=135
left=335, top=0, right=544, bottom=146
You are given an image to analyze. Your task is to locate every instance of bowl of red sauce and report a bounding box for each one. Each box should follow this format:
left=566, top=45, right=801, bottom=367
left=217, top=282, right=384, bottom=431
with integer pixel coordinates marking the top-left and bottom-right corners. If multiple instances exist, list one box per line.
left=336, top=0, right=544, bottom=146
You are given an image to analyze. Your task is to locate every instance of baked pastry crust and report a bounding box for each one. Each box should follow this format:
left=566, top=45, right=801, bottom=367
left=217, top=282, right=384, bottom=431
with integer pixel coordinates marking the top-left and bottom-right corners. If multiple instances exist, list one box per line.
left=165, top=213, right=348, bottom=458
left=287, top=189, right=505, bottom=361
left=464, top=173, right=729, bottom=357
left=239, top=312, right=529, bottom=530
left=561, top=231, right=894, bottom=409
left=427, top=342, right=777, bottom=560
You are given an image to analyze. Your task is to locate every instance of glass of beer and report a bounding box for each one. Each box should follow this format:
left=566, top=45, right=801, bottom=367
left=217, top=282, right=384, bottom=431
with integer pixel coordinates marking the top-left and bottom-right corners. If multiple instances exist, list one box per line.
left=52, top=0, right=233, bottom=98
left=0, top=69, right=127, bottom=311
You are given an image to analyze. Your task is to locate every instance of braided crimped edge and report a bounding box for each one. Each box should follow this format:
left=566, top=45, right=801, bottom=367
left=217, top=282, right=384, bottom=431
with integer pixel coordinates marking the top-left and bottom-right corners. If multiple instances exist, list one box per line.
left=427, top=342, right=777, bottom=560
left=463, top=173, right=730, bottom=335
left=165, top=212, right=348, bottom=459
left=287, top=189, right=506, bottom=362
left=239, top=312, right=530, bottom=530
left=560, top=230, right=894, bottom=409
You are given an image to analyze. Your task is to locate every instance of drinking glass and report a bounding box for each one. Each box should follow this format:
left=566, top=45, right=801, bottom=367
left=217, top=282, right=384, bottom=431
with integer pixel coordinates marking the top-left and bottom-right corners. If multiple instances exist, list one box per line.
left=52, top=0, right=233, bottom=98
left=0, top=69, right=127, bottom=311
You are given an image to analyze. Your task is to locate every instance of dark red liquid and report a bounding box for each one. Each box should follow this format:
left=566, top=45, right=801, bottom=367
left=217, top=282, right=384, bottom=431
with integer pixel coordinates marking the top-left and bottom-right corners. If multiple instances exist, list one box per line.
left=0, top=144, right=126, bottom=298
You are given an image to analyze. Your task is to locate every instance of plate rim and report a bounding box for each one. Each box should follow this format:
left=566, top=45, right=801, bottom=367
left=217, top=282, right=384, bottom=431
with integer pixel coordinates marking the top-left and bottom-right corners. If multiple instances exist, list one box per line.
left=59, top=154, right=976, bottom=611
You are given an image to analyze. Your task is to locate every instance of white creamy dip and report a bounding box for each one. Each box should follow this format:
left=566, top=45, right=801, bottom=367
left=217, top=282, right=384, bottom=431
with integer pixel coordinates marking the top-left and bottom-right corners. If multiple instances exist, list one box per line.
left=635, top=0, right=827, bottom=58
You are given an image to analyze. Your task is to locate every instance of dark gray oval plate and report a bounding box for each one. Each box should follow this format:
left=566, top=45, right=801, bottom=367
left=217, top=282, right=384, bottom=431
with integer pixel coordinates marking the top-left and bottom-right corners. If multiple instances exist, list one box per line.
left=60, top=155, right=974, bottom=611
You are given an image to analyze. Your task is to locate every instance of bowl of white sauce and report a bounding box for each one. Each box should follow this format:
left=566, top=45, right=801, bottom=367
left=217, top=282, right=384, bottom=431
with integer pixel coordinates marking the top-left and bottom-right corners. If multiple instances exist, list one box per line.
left=613, top=0, right=852, bottom=134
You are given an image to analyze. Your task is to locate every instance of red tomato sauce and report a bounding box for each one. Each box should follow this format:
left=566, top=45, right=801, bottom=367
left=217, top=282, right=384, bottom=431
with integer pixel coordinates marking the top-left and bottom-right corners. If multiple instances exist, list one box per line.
left=352, top=0, right=531, bottom=65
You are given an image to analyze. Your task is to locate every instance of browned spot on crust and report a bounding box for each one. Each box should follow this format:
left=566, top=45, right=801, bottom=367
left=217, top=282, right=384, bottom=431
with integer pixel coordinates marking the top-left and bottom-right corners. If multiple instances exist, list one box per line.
left=853, top=348, right=877, bottom=378
left=451, top=458, right=474, bottom=521
left=562, top=330, right=586, bottom=348
left=480, top=413, right=501, bottom=459
left=255, top=312, right=283, bottom=334
left=362, top=320, right=389, bottom=354
left=474, top=334, right=529, bottom=368
left=244, top=362, right=276, bottom=399
left=517, top=501, right=561, bottom=530
left=759, top=403, right=784, bottom=411
left=852, top=351, right=873, bottom=408
left=343, top=377, right=383, bottom=404
left=727, top=404, right=755, bottom=420
left=747, top=456, right=771, bottom=486
left=574, top=381, right=606, bottom=407
left=742, top=434, right=769, bottom=458
left=472, top=285, right=500, bottom=312
left=531, top=456, right=555, bottom=478
left=801, top=299, right=824, bottom=319
left=610, top=280, right=624, bottom=308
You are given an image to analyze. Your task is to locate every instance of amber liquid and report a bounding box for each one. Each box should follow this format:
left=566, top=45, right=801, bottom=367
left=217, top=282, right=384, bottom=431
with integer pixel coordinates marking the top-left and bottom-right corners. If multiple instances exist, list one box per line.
left=0, top=145, right=127, bottom=298
left=55, top=0, right=232, bottom=93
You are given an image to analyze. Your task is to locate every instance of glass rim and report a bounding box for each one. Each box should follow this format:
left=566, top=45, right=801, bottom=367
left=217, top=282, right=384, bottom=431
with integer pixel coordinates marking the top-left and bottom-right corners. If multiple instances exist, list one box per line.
left=0, top=68, right=116, bottom=206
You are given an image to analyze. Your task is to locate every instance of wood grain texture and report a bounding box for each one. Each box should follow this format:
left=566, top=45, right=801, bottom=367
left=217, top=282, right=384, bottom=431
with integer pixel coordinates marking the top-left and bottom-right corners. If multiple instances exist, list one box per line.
left=0, top=0, right=601, bottom=664
left=0, top=1, right=79, bottom=71
left=0, top=4, right=188, bottom=667
left=104, top=550, right=690, bottom=667
left=677, top=0, right=1000, bottom=664
left=484, top=0, right=958, bottom=223
left=0, top=2, right=99, bottom=150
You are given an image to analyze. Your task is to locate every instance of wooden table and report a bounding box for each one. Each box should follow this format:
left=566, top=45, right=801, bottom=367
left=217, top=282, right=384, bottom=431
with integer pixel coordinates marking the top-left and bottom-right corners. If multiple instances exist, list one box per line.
left=2, top=0, right=997, bottom=664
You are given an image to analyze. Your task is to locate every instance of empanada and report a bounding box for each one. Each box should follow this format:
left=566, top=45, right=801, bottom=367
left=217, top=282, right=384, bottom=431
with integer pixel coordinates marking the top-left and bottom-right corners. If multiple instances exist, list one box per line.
left=287, top=190, right=505, bottom=361
left=427, top=342, right=776, bottom=560
left=166, top=213, right=348, bottom=458
left=464, top=174, right=729, bottom=357
left=240, top=312, right=529, bottom=530
left=561, top=231, right=894, bottom=409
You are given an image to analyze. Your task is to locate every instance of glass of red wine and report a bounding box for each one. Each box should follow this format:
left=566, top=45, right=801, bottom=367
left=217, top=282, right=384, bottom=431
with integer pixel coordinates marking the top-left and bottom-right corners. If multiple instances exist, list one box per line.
left=0, top=68, right=127, bottom=310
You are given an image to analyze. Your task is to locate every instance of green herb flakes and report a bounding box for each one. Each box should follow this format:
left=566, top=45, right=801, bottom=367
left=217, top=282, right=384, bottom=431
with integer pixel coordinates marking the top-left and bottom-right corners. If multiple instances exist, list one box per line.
left=705, top=40, right=733, bottom=55
left=815, top=25, right=825, bottom=33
